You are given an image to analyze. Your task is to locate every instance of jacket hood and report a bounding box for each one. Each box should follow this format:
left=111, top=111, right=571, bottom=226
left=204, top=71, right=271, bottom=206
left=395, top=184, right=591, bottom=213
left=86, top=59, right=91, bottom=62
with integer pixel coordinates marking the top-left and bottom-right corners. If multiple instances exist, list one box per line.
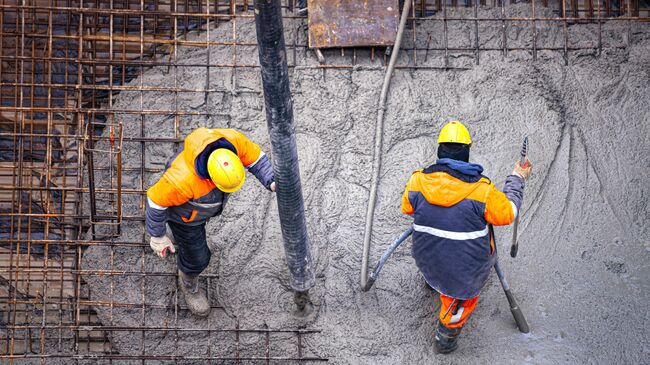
left=414, top=160, right=488, bottom=207
left=183, top=128, right=216, bottom=168
left=414, top=172, right=487, bottom=207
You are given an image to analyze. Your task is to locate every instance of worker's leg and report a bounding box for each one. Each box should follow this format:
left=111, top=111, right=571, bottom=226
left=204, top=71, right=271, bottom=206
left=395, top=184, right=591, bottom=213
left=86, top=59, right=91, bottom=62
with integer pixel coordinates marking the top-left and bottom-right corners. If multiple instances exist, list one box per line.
left=439, top=294, right=479, bottom=328
left=168, top=221, right=211, bottom=276
left=434, top=294, right=479, bottom=354
left=168, top=221, right=211, bottom=316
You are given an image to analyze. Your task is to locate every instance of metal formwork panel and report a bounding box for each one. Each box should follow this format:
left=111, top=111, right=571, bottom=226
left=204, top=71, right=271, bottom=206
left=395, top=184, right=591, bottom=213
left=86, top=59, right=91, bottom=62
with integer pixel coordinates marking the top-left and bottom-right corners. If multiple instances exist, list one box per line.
left=308, top=0, right=400, bottom=48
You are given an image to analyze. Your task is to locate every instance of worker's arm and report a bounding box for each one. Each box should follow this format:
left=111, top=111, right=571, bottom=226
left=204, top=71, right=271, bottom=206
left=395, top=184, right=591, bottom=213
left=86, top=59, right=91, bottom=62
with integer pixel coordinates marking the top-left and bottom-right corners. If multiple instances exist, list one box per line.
left=145, top=176, right=191, bottom=237
left=247, top=152, right=275, bottom=191
left=227, top=130, right=275, bottom=191
left=145, top=198, right=168, bottom=238
left=484, top=175, right=525, bottom=226
left=145, top=197, right=177, bottom=258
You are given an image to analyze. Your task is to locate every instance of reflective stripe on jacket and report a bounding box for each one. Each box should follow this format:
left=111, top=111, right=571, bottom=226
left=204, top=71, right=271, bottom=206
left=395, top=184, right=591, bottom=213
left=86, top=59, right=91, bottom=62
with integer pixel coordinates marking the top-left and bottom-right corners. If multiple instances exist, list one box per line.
left=401, top=162, right=525, bottom=299
left=145, top=128, right=273, bottom=237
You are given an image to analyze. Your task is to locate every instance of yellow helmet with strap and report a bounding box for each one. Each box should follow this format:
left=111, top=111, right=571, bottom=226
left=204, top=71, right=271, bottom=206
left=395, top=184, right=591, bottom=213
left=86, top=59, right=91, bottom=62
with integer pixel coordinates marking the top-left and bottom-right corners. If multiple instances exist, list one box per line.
left=207, top=149, right=245, bottom=193
left=438, top=120, right=472, bottom=145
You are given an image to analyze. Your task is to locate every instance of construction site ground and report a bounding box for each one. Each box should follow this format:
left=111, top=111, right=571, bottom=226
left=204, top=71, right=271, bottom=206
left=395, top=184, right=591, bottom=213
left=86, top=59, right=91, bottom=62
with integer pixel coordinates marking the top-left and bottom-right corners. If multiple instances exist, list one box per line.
left=77, top=6, right=650, bottom=364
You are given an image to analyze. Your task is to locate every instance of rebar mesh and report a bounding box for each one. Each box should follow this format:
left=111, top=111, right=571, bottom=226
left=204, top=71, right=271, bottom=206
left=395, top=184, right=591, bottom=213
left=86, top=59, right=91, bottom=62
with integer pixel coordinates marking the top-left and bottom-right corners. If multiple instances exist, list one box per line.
left=0, top=0, right=647, bottom=362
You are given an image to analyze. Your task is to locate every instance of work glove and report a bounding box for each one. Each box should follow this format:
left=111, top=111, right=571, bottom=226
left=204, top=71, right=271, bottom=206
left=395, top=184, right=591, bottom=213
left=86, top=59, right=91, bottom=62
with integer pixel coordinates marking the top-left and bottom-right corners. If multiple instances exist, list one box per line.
left=512, top=158, right=532, bottom=180
left=150, top=235, right=176, bottom=258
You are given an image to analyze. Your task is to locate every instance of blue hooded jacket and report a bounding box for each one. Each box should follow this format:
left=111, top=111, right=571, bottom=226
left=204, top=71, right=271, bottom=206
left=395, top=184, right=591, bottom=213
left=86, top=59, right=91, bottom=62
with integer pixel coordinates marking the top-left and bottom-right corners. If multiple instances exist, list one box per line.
left=401, top=159, right=525, bottom=299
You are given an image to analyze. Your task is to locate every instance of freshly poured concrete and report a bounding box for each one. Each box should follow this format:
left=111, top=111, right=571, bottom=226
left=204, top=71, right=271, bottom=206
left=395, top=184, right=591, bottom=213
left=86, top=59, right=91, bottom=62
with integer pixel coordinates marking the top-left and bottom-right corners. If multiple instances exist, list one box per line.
left=82, top=5, right=650, bottom=363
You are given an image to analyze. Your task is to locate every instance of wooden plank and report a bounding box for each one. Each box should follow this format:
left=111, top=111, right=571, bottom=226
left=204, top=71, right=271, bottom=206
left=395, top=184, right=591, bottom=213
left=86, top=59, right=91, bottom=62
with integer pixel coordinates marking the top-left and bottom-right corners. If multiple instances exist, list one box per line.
left=308, top=0, right=399, bottom=48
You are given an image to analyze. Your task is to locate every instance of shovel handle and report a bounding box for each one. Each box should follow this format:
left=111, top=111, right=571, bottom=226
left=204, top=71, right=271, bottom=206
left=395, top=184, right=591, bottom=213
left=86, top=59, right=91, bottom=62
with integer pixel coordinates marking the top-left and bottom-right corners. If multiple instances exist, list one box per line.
left=504, top=287, right=530, bottom=333
left=519, top=136, right=528, bottom=165
left=511, top=136, right=528, bottom=258
left=510, top=218, right=519, bottom=258
left=494, top=261, right=530, bottom=333
left=510, top=240, right=519, bottom=258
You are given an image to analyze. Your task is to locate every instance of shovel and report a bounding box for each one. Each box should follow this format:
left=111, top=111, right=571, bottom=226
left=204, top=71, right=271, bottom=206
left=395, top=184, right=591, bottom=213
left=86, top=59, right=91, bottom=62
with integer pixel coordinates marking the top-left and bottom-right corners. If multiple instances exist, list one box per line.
left=510, top=136, right=528, bottom=258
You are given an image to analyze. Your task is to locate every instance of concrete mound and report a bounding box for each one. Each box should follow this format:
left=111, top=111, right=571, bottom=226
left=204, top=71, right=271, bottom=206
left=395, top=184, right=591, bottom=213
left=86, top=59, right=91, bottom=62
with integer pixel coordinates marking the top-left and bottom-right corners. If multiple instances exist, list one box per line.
left=82, top=5, right=650, bottom=363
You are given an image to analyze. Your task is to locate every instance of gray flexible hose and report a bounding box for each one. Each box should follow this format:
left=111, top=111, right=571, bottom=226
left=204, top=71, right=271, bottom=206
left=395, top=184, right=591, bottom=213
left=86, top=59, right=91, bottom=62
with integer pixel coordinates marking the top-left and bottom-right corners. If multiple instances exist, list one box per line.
left=364, top=227, right=413, bottom=291
left=360, top=0, right=412, bottom=290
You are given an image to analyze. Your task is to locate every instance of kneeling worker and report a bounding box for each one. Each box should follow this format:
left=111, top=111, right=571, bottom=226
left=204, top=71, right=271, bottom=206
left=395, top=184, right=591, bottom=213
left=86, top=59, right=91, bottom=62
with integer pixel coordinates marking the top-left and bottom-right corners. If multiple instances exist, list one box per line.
left=401, top=121, right=532, bottom=353
left=145, top=128, right=275, bottom=316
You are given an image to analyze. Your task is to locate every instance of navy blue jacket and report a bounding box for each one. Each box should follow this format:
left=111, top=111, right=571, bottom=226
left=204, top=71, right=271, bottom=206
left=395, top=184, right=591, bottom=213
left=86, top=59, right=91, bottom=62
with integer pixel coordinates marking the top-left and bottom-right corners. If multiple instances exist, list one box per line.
left=402, top=159, right=524, bottom=299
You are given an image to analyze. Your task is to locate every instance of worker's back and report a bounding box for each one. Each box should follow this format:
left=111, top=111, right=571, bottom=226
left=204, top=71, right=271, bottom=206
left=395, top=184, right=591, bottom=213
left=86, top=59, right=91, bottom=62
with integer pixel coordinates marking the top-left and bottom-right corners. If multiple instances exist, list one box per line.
left=402, top=159, right=500, bottom=300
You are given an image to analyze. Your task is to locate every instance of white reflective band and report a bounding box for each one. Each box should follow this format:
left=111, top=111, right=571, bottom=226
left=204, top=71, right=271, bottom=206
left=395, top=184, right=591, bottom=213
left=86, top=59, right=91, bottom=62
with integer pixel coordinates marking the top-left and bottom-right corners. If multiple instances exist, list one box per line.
left=246, top=151, right=266, bottom=169
left=449, top=307, right=465, bottom=324
left=511, top=201, right=518, bottom=218
left=147, top=197, right=167, bottom=211
left=413, top=224, right=488, bottom=240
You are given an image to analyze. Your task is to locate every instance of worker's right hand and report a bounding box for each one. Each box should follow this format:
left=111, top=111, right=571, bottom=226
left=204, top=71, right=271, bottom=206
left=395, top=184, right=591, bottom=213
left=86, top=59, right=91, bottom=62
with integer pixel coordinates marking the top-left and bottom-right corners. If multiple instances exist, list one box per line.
left=512, top=158, right=532, bottom=180
left=149, top=235, right=176, bottom=258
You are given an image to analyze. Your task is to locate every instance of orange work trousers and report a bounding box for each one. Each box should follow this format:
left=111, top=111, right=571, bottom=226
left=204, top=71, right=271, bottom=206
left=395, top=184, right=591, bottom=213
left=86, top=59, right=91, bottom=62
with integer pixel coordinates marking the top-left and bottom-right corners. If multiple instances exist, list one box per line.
left=439, top=294, right=479, bottom=328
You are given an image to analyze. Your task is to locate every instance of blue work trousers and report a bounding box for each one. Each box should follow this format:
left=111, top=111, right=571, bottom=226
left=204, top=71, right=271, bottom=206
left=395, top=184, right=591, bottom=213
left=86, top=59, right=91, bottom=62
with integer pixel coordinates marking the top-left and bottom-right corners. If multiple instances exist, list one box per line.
left=168, top=221, right=211, bottom=276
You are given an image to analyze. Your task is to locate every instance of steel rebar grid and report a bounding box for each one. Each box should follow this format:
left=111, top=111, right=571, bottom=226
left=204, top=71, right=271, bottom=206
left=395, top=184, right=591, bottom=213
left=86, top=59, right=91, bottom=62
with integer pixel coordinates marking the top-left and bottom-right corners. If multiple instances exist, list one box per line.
left=1, top=0, right=648, bottom=362
left=1, top=0, right=328, bottom=362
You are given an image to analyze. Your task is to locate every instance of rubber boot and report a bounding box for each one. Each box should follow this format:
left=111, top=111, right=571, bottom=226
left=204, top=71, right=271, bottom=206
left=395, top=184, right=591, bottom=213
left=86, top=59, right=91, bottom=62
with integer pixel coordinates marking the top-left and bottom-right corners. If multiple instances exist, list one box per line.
left=178, top=270, right=210, bottom=317
left=434, top=321, right=462, bottom=354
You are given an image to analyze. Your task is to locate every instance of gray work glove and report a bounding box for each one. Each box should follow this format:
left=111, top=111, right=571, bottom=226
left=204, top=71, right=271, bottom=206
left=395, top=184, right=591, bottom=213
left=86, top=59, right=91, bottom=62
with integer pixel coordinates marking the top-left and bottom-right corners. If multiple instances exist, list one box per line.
left=512, top=158, right=532, bottom=180
left=150, top=235, right=176, bottom=258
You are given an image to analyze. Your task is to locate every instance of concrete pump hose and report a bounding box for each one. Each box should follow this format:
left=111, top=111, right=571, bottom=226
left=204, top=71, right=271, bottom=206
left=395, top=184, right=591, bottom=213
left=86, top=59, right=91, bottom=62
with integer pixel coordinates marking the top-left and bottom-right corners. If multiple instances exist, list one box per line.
left=254, top=0, right=315, bottom=292
left=360, top=0, right=412, bottom=291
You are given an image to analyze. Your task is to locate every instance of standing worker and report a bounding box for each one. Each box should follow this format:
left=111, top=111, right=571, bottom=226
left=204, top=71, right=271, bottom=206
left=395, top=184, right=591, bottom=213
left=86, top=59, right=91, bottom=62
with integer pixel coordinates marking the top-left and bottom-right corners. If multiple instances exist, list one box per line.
left=145, top=128, right=275, bottom=317
left=401, top=121, right=532, bottom=353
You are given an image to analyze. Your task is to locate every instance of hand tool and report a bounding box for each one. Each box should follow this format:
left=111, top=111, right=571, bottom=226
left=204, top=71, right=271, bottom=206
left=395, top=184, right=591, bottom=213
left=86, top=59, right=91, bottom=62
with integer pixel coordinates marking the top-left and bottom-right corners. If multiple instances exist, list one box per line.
left=510, top=136, right=528, bottom=258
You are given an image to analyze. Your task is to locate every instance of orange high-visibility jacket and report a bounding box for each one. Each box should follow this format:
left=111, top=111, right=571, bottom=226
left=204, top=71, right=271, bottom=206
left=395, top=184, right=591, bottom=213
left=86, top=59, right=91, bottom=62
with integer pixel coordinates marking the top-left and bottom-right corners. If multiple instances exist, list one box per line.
left=402, top=159, right=524, bottom=299
left=145, top=128, right=273, bottom=237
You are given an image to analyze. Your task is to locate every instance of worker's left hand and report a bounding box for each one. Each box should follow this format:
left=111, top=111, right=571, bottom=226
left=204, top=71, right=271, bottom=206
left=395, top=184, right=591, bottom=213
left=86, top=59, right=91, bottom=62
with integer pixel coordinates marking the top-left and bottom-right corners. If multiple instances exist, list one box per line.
left=270, top=182, right=276, bottom=192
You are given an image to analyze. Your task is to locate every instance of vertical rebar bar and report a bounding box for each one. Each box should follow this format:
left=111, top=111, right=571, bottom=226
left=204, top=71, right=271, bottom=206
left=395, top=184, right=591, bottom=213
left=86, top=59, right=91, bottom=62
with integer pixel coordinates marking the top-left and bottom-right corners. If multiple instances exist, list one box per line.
left=474, top=0, right=480, bottom=64
left=85, top=124, right=97, bottom=239
left=532, top=0, right=537, bottom=61
left=598, top=0, right=603, bottom=55
left=501, top=0, right=507, bottom=58
left=443, top=0, right=449, bottom=67
left=563, top=0, right=569, bottom=65
left=411, top=0, right=418, bottom=66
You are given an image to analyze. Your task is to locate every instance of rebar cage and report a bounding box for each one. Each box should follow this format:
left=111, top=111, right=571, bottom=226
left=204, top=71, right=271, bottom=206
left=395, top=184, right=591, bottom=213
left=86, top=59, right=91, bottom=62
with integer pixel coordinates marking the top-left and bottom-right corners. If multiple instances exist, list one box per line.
left=0, top=0, right=648, bottom=363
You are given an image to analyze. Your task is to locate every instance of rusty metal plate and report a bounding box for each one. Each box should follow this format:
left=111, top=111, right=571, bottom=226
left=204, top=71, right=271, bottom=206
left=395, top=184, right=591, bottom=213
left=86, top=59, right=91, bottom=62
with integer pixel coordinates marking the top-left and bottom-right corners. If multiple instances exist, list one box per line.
left=308, top=0, right=399, bottom=49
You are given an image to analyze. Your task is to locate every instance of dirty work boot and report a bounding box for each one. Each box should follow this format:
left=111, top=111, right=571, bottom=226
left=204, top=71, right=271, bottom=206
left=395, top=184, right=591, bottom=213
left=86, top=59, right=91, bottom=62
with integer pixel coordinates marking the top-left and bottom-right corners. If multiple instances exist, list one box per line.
left=178, top=270, right=210, bottom=317
left=434, top=321, right=462, bottom=354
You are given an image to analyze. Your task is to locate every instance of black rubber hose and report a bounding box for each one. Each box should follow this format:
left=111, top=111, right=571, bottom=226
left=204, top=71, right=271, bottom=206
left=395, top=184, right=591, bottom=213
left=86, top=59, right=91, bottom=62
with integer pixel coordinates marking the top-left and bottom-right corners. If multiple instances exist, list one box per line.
left=254, top=0, right=315, bottom=292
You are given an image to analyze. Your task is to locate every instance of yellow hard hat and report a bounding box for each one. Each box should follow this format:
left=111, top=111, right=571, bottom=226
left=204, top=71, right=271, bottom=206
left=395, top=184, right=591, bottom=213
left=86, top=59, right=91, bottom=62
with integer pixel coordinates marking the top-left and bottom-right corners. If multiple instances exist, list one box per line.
left=207, top=149, right=245, bottom=193
left=437, top=120, right=472, bottom=145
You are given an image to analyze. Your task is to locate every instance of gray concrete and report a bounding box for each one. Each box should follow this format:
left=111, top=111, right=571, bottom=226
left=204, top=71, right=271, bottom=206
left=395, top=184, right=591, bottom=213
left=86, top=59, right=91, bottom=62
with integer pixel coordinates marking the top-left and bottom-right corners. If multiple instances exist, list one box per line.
left=82, top=4, right=650, bottom=364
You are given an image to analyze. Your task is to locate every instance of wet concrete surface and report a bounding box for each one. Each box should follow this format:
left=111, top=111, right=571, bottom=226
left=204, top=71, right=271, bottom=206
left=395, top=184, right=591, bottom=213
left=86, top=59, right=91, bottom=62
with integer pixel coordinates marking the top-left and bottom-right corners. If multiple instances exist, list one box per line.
left=81, top=5, right=650, bottom=364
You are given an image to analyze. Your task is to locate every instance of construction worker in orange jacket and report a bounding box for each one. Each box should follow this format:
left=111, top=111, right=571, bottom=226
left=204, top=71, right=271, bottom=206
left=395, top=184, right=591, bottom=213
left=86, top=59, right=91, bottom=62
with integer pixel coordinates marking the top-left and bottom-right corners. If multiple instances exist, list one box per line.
left=401, top=121, right=532, bottom=353
left=145, top=128, right=275, bottom=316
